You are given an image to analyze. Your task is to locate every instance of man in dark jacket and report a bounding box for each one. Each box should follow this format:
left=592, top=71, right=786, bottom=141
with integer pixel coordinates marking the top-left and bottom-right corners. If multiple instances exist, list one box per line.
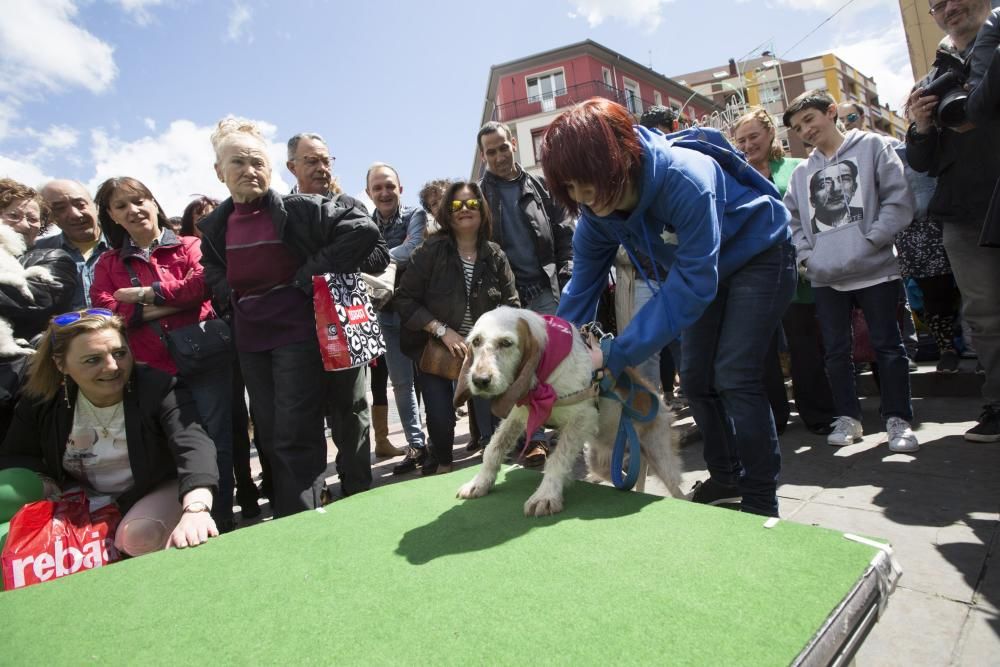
left=477, top=121, right=574, bottom=313
left=906, top=0, right=1000, bottom=442
left=198, top=118, right=388, bottom=517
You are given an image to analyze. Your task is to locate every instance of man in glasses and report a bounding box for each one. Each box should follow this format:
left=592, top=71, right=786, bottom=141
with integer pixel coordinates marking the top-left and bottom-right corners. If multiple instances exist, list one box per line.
left=477, top=121, right=575, bottom=466
left=907, top=0, right=1000, bottom=443
left=282, top=131, right=386, bottom=497
left=287, top=133, right=346, bottom=201
left=37, top=180, right=109, bottom=310
left=837, top=103, right=866, bottom=132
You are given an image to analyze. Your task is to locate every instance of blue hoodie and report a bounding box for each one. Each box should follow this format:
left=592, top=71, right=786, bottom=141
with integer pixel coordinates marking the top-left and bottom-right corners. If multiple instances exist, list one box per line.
left=556, top=125, right=790, bottom=378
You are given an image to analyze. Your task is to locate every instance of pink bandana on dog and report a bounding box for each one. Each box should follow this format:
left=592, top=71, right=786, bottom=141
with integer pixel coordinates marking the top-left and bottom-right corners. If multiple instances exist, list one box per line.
left=516, top=315, right=574, bottom=439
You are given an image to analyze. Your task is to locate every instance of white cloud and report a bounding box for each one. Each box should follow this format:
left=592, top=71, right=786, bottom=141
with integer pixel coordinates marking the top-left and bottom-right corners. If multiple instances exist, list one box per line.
left=144, top=117, right=157, bottom=131
left=0, top=154, right=56, bottom=189
left=766, top=0, right=893, bottom=10
left=112, top=0, right=167, bottom=26
left=87, top=119, right=290, bottom=216
left=829, top=23, right=915, bottom=110
left=37, top=124, right=80, bottom=151
left=226, top=2, right=253, bottom=43
left=566, top=0, right=673, bottom=31
left=0, top=0, right=117, bottom=97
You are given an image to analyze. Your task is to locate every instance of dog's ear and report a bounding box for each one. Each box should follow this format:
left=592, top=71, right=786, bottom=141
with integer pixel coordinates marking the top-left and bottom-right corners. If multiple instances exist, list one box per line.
left=491, top=317, right=542, bottom=419
left=452, top=347, right=475, bottom=409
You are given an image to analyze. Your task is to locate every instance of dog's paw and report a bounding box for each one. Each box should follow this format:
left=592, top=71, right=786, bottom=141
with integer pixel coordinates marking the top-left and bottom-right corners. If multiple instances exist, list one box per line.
left=457, top=477, right=492, bottom=499
left=523, top=492, right=564, bottom=517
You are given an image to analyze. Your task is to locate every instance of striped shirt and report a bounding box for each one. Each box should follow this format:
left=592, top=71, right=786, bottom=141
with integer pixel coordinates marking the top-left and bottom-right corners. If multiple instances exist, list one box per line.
left=458, top=257, right=476, bottom=335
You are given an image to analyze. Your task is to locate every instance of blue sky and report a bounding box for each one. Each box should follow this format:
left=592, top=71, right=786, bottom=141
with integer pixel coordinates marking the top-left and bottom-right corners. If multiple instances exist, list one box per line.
left=1, top=0, right=913, bottom=215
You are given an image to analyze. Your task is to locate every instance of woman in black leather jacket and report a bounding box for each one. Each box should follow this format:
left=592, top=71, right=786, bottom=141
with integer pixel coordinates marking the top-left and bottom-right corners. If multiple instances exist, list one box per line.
left=394, top=180, right=519, bottom=474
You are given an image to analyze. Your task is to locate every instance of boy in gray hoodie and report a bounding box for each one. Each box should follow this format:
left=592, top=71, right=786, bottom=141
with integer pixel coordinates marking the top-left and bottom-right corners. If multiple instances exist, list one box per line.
left=782, top=90, right=918, bottom=452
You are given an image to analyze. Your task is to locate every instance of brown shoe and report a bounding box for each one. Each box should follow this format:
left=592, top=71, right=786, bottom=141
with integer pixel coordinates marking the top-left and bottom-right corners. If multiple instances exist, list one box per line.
left=522, top=440, right=549, bottom=467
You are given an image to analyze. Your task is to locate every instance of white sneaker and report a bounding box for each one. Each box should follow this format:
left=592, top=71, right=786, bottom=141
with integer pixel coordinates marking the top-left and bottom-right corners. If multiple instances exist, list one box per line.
left=887, top=417, right=919, bottom=453
left=827, top=416, right=863, bottom=446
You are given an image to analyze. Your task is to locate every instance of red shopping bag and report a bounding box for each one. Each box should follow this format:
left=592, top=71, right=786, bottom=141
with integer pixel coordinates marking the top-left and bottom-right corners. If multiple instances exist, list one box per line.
left=2, top=491, right=122, bottom=590
left=313, top=273, right=386, bottom=371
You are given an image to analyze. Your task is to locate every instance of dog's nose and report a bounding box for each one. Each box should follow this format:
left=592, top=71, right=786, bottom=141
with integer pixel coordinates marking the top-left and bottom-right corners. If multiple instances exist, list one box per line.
left=472, top=374, right=491, bottom=389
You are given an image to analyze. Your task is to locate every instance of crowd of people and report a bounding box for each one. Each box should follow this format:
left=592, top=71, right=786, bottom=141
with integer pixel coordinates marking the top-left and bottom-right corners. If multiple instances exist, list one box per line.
left=0, top=0, right=996, bottom=559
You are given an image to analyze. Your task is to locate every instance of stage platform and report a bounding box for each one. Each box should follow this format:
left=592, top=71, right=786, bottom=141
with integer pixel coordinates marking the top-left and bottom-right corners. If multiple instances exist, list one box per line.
left=1, top=466, right=899, bottom=665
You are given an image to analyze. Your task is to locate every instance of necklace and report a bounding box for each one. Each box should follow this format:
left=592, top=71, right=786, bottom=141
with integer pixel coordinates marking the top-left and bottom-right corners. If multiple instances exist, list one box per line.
left=83, top=398, right=122, bottom=438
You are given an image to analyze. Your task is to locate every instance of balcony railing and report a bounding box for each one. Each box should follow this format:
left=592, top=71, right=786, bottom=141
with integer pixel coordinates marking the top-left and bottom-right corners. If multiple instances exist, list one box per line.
left=491, top=80, right=672, bottom=123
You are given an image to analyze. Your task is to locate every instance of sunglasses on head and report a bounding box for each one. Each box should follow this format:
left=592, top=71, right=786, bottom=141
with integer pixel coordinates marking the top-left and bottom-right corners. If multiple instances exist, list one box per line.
left=52, top=308, right=114, bottom=327
left=450, top=198, right=481, bottom=213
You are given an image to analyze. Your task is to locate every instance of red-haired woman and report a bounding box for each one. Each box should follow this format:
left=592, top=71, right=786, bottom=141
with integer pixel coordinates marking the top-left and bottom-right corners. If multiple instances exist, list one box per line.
left=541, top=98, right=796, bottom=518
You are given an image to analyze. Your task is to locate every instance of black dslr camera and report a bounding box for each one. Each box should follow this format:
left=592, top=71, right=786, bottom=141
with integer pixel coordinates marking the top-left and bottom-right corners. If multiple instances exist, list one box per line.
left=921, top=50, right=970, bottom=128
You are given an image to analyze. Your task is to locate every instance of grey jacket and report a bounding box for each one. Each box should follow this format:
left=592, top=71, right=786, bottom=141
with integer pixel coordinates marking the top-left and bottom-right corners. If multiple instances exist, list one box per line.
left=784, top=129, right=914, bottom=288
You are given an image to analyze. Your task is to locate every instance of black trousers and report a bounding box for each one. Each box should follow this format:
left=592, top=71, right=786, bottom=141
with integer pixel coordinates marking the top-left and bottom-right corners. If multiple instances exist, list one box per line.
left=239, top=339, right=330, bottom=517
left=783, top=303, right=836, bottom=428
left=326, top=365, right=371, bottom=497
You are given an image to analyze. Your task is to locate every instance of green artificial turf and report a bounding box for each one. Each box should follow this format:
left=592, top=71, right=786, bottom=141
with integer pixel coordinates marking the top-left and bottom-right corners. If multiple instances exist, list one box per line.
left=1, top=467, right=884, bottom=665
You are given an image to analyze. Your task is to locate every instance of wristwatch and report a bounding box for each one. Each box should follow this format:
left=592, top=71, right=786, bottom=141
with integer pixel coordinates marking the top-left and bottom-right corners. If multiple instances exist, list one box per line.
left=183, top=501, right=211, bottom=514
left=433, top=322, right=447, bottom=339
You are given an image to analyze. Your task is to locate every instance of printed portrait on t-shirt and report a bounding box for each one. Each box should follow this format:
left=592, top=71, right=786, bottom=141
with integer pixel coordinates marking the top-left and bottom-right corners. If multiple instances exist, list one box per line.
left=807, top=159, right=864, bottom=233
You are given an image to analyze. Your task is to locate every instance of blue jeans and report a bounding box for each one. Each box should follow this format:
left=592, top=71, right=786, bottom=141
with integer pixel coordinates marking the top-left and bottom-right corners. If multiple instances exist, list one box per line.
left=419, top=371, right=495, bottom=466
left=813, top=280, right=913, bottom=422
left=184, top=364, right=234, bottom=523
left=680, top=241, right=797, bottom=515
left=377, top=311, right=425, bottom=448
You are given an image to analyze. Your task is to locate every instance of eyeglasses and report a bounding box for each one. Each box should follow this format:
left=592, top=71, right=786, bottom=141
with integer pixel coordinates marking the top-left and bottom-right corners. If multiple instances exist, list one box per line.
left=845, top=113, right=860, bottom=124
left=450, top=198, right=481, bottom=212
left=928, top=0, right=957, bottom=15
left=3, top=210, right=41, bottom=225
left=52, top=308, right=114, bottom=327
left=296, top=155, right=334, bottom=168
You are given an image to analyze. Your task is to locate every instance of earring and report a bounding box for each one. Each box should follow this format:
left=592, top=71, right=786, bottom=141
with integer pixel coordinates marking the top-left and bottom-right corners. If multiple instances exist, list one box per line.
left=62, top=374, right=70, bottom=408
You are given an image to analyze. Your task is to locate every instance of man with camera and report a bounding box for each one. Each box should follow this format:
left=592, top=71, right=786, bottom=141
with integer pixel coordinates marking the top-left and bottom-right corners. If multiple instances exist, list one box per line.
left=906, top=0, right=1000, bottom=442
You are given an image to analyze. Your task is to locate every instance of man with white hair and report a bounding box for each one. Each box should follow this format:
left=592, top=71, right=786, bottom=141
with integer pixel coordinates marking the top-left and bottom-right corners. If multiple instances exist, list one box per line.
left=198, top=117, right=388, bottom=517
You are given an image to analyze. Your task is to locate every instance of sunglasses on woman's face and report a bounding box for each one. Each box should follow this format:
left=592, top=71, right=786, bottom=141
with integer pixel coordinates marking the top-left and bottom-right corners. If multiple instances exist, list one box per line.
left=52, top=308, right=114, bottom=327
left=845, top=113, right=859, bottom=124
left=450, top=198, right=481, bottom=212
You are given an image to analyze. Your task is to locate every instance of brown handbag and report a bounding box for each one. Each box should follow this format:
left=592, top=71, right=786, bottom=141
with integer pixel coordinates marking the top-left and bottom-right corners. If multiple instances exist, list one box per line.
left=419, top=337, right=465, bottom=380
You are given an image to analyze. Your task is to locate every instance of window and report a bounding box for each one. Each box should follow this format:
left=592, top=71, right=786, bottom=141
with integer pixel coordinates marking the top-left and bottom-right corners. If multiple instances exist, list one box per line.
left=804, top=78, right=827, bottom=92
left=623, top=78, right=642, bottom=114
left=532, top=129, right=546, bottom=164
left=527, top=70, right=566, bottom=112
left=654, top=91, right=663, bottom=106
left=602, top=67, right=613, bottom=89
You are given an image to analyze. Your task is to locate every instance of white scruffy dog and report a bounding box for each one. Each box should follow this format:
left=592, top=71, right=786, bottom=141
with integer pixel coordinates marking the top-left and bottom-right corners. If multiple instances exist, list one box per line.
left=0, top=225, right=55, bottom=356
left=454, top=306, right=683, bottom=516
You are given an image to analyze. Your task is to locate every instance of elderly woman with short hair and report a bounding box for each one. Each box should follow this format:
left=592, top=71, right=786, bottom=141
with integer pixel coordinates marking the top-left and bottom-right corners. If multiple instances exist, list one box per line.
left=198, top=117, right=387, bottom=517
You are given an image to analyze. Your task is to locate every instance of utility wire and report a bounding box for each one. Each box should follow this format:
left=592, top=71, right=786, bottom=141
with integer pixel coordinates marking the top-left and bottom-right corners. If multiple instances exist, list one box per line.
left=778, top=0, right=860, bottom=60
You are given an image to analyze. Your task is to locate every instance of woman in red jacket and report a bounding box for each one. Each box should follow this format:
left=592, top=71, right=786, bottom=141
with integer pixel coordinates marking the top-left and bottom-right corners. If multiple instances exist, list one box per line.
left=90, top=177, right=235, bottom=531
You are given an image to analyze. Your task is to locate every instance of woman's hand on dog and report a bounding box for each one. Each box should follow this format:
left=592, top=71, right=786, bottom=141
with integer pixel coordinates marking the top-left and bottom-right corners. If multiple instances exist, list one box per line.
left=441, top=329, right=468, bottom=358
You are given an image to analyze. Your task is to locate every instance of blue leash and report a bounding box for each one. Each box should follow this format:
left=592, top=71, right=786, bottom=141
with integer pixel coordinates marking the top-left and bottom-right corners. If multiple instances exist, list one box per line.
left=581, top=322, right=659, bottom=491
left=600, top=374, right=659, bottom=491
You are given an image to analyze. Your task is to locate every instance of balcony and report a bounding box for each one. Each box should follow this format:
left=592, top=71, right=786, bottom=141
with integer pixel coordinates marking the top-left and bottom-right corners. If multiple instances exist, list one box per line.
left=491, top=80, right=667, bottom=123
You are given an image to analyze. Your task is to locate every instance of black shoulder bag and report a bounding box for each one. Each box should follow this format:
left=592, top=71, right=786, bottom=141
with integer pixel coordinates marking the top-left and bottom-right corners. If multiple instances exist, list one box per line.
left=124, top=259, right=233, bottom=377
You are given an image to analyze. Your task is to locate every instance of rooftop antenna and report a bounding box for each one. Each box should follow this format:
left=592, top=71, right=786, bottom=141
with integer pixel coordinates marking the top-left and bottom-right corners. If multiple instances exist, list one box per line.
left=648, top=50, right=653, bottom=69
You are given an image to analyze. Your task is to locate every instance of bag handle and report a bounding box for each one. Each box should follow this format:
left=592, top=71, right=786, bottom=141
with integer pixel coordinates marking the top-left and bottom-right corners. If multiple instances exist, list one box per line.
left=123, top=259, right=169, bottom=346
